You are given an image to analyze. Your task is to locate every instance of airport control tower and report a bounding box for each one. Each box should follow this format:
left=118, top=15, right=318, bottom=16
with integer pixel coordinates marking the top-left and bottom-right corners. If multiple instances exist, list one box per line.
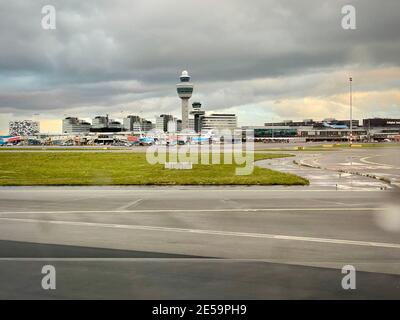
left=190, top=102, right=205, bottom=133
left=176, top=70, right=193, bottom=130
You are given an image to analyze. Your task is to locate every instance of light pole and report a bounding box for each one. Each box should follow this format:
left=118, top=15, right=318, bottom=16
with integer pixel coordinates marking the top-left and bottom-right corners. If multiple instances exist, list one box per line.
left=349, top=77, right=353, bottom=187
left=271, top=117, right=275, bottom=142
left=368, top=118, right=371, bottom=142
left=349, top=77, right=353, bottom=145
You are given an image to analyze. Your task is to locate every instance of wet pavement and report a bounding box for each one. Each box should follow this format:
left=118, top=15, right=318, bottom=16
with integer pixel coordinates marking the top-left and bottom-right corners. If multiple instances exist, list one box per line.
left=256, top=152, right=394, bottom=190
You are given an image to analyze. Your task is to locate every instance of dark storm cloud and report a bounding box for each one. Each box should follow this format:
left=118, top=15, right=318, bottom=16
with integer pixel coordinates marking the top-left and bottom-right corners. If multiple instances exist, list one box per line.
left=0, top=0, right=399, bottom=122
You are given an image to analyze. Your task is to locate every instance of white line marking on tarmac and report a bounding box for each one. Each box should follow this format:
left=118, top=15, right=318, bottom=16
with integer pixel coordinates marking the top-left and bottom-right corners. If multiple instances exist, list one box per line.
left=0, top=258, right=214, bottom=261
left=360, top=156, right=398, bottom=169
left=116, top=199, right=142, bottom=211
left=1, top=258, right=397, bottom=265
left=0, top=188, right=384, bottom=193
left=0, top=217, right=399, bottom=249
left=338, top=162, right=366, bottom=166
left=0, top=207, right=381, bottom=215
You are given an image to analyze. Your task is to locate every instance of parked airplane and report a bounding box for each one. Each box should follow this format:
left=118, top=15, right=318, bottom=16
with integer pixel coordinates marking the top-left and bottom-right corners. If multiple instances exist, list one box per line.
left=191, top=136, right=210, bottom=144
left=0, top=135, right=21, bottom=145
left=139, top=137, right=155, bottom=145
left=322, top=122, right=348, bottom=129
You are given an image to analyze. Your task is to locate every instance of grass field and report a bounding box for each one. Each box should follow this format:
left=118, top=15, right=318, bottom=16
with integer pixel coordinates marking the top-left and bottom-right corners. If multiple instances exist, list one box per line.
left=0, top=152, right=308, bottom=186
left=0, top=147, right=125, bottom=151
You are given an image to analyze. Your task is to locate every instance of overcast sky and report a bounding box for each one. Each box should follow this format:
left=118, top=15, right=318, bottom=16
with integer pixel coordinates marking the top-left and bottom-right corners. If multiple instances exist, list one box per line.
left=0, top=0, right=399, bottom=133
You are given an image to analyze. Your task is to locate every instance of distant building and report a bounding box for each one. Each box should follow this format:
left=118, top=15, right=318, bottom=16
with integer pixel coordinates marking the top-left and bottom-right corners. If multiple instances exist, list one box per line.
left=201, top=113, right=238, bottom=131
left=123, top=115, right=153, bottom=133
left=62, top=117, right=91, bottom=134
left=164, top=117, right=182, bottom=133
left=155, top=116, right=164, bottom=131
left=298, top=127, right=366, bottom=141
left=363, top=118, right=400, bottom=141
left=123, top=115, right=141, bottom=131
left=363, top=118, right=400, bottom=128
left=90, top=115, right=123, bottom=132
left=249, top=118, right=367, bottom=142
left=108, top=121, right=122, bottom=130
left=167, top=119, right=177, bottom=132
left=257, top=117, right=400, bottom=141
left=188, top=118, right=195, bottom=131
left=155, top=114, right=174, bottom=132
left=92, top=116, right=109, bottom=129
left=264, top=119, right=315, bottom=127
left=176, top=119, right=182, bottom=132
left=264, top=119, right=359, bottom=128
left=9, top=120, right=40, bottom=136
left=141, top=120, right=153, bottom=132
left=132, top=121, right=142, bottom=133
left=243, top=126, right=298, bottom=139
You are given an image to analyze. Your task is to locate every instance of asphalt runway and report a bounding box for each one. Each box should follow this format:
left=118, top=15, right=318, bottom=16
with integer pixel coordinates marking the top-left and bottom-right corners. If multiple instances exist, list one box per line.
left=0, top=186, right=399, bottom=299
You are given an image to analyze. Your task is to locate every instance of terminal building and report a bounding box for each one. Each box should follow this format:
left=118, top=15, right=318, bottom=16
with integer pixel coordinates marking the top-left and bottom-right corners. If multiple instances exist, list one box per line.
left=363, top=118, right=400, bottom=141
left=264, top=119, right=360, bottom=128
left=245, top=117, right=400, bottom=142
left=297, top=126, right=366, bottom=142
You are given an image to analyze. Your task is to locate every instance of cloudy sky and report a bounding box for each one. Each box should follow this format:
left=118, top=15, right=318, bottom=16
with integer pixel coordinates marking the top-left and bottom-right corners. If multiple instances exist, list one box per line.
left=0, top=0, right=399, bottom=134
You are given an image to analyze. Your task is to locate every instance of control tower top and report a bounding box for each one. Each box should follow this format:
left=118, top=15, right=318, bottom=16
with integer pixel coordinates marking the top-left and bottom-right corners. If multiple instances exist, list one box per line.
left=180, top=70, right=191, bottom=82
